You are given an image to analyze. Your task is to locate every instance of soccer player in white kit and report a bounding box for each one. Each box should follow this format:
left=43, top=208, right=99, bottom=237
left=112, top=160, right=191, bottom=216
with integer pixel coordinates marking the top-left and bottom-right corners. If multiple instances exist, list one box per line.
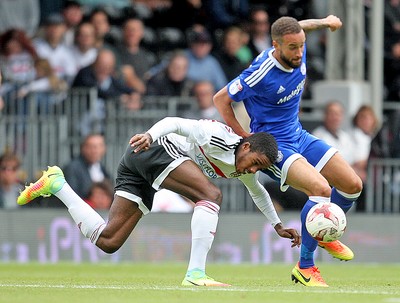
left=18, top=117, right=300, bottom=286
left=214, top=15, right=363, bottom=287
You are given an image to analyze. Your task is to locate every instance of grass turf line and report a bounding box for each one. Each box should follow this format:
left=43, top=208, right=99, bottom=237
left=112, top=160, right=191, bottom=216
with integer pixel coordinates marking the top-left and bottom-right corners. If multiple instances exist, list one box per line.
left=0, top=263, right=399, bottom=303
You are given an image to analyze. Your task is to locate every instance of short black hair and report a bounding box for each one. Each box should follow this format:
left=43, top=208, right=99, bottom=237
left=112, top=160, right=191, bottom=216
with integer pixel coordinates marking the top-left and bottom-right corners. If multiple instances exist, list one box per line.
left=271, top=16, right=302, bottom=42
left=63, top=0, right=82, bottom=9
left=241, top=132, right=278, bottom=163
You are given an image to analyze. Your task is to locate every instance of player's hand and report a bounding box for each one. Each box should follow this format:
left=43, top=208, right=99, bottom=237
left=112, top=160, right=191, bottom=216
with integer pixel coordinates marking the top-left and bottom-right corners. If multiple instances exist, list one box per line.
left=325, top=15, right=342, bottom=32
left=274, top=223, right=301, bottom=248
left=129, top=133, right=153, bottom=153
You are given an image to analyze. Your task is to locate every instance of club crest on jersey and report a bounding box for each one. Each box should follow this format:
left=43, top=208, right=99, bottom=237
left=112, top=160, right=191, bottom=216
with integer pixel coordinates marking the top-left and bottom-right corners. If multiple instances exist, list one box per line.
left=229, top=171, right=242, bottom=178
left=301, top=62, right=306, bottom=75
left=229, top=79, right=243, bottom=95
left=276, top=150, right=283, bottom=163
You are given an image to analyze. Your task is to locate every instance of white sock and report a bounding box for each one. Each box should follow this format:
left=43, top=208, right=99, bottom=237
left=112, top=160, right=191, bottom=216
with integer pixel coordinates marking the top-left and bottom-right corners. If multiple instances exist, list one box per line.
left=187, top=200, right=220, bottom=274
left=54, top=182, right=106, bottom=244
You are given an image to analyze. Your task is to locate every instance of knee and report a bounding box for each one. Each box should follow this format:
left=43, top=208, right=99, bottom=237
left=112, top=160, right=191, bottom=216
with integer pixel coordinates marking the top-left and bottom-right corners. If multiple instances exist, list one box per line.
left=317, top=185, right=332, bottom=198
left=308, top=179, right=332, bottom=197
left=347, top=175, right=363, bottom=194
left=196, top=185, right=223, bottom=206
left=206, top=186, right=223, bottom=205
left=97, top=237, right=123, bottom=254
left=306, top=178, right=332, bottom=197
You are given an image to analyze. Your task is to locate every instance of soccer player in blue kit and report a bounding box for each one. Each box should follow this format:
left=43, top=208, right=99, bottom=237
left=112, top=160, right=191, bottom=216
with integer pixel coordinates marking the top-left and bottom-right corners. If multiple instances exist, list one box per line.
left=214, top=15, right=363, bottom=287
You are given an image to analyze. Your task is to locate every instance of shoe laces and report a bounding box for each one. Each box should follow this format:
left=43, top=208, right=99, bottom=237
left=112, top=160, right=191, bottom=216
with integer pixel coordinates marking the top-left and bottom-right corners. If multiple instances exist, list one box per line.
left=310, top=267, right=324, bottom=282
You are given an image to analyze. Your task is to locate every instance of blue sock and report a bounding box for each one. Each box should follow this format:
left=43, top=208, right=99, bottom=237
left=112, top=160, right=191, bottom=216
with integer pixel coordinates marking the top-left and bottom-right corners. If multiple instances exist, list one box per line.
left=331, top=187, right=358, bottom=213
left=299, top=200, right=319, bottom=268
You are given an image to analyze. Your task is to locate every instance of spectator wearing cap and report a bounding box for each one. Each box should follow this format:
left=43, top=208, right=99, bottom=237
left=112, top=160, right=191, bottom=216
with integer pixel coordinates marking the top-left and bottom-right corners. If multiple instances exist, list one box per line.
left=33, top=13, right=77, bottom=84
left=62, top=0, right=84, bottom=46
left=184, top=27, right=227, bottom=91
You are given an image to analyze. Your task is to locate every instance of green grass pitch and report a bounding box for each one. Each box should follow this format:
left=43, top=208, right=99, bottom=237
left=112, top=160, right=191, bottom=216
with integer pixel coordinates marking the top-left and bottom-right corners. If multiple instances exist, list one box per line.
left=0, top=262, right=399, bottom=303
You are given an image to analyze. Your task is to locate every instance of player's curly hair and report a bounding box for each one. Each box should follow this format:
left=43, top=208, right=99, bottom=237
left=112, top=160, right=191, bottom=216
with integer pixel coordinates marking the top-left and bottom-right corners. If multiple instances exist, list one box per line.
left=242, top=132, right=278, bottom=163
left=271, top=16, right=302, bottom=42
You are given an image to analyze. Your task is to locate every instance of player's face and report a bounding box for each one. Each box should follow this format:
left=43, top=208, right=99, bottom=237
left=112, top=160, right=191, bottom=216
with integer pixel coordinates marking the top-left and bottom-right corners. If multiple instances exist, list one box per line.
left=235, top=143, right=272, bottom=175
left=274, top=31, right=305, bottom=69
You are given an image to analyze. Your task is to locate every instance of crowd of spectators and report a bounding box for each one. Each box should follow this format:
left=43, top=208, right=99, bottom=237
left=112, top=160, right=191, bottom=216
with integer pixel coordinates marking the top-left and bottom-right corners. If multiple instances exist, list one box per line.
left=0, top=0, right=316, bottom=105
left=1, top=0, right=399, bottom=102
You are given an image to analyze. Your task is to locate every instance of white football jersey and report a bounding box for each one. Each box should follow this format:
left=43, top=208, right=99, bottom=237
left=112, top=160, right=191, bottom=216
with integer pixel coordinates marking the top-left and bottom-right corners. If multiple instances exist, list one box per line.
left=147, top=117, right=281, bottom=226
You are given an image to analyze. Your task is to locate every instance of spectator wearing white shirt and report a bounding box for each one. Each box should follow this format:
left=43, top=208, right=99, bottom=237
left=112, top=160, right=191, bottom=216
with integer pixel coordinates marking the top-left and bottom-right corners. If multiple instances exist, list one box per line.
left=0, top=28, right=38, bottom=85
left=71, top=22, right=98, bottom=70
left=350, top=105, right=379, bottom=182
left=33, top=13, right=77, bottom=84
left=17, top=58, right=67, bottom=99
left=312, top=101, right=356, bottom=165
left=349, top=105, right=379, bottom=212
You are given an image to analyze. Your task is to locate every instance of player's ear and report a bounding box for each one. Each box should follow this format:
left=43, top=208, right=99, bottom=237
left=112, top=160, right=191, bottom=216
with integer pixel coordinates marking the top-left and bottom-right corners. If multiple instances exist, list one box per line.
left=242, top=142, right=251, bottom=151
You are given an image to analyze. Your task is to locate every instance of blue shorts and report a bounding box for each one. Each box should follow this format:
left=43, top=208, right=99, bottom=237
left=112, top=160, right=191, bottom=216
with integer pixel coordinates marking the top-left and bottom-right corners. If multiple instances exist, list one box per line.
left=262, top=130, right=337, bottom=191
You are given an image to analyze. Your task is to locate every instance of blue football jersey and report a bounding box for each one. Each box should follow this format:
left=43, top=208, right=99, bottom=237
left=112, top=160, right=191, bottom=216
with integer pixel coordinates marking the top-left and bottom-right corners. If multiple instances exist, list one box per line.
left=227, top=46, right=307, bottom=142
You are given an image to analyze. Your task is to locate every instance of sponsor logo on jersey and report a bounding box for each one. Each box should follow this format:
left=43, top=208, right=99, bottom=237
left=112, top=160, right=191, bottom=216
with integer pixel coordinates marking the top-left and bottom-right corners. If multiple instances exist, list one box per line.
left=277, top=79, right=305, bottom=104
left=276, top=150, right=284, bottom=163
left=228, top=79, right=243, bottom=95
left=277, top=85, right=286, bottom=94
left=195, top=154, right=218, bottom=178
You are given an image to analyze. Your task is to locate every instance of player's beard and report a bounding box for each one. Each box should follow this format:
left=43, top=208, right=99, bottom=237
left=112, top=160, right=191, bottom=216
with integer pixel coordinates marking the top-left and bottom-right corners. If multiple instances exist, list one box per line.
left=280, top=53, right=302, bottom=69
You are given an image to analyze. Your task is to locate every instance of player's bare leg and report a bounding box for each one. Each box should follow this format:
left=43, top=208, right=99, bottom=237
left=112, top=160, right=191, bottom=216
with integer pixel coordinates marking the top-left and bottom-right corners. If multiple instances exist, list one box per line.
left=95, top=195, right=143, bottom=253
left=17, top=166, right=143, bottom=253
left=320, top=152, right=362, bottom=196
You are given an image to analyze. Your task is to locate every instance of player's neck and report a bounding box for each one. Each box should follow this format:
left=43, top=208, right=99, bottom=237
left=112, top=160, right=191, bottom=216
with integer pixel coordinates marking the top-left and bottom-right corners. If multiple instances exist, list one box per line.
left=272, top=50, right=291, bottom=70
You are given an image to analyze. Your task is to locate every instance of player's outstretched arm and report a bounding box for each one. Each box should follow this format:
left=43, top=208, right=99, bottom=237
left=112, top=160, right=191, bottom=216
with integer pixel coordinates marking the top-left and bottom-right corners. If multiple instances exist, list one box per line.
left=298, top=15, right=342, bottom=32
left=129, top=117, right=199, bottom=152
left=240, top=176, right=301, bottom=248
left=274, top=223, right=301, bottom=248
left=213, top=86, right=252, bottom=138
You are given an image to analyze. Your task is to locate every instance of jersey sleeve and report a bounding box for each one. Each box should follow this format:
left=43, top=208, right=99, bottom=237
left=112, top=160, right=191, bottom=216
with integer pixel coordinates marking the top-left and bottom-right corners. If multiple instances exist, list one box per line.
left=185, top=119, right=239, bottom=147
left=227, top=72, right=257, bottom=102
left=227, top=59, right=274, bottom=102
left=147, top=117, right=233, bottom=147
left=147, top=117, right=198, bottom=141
left=238, top=173, right=281, bottom=226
